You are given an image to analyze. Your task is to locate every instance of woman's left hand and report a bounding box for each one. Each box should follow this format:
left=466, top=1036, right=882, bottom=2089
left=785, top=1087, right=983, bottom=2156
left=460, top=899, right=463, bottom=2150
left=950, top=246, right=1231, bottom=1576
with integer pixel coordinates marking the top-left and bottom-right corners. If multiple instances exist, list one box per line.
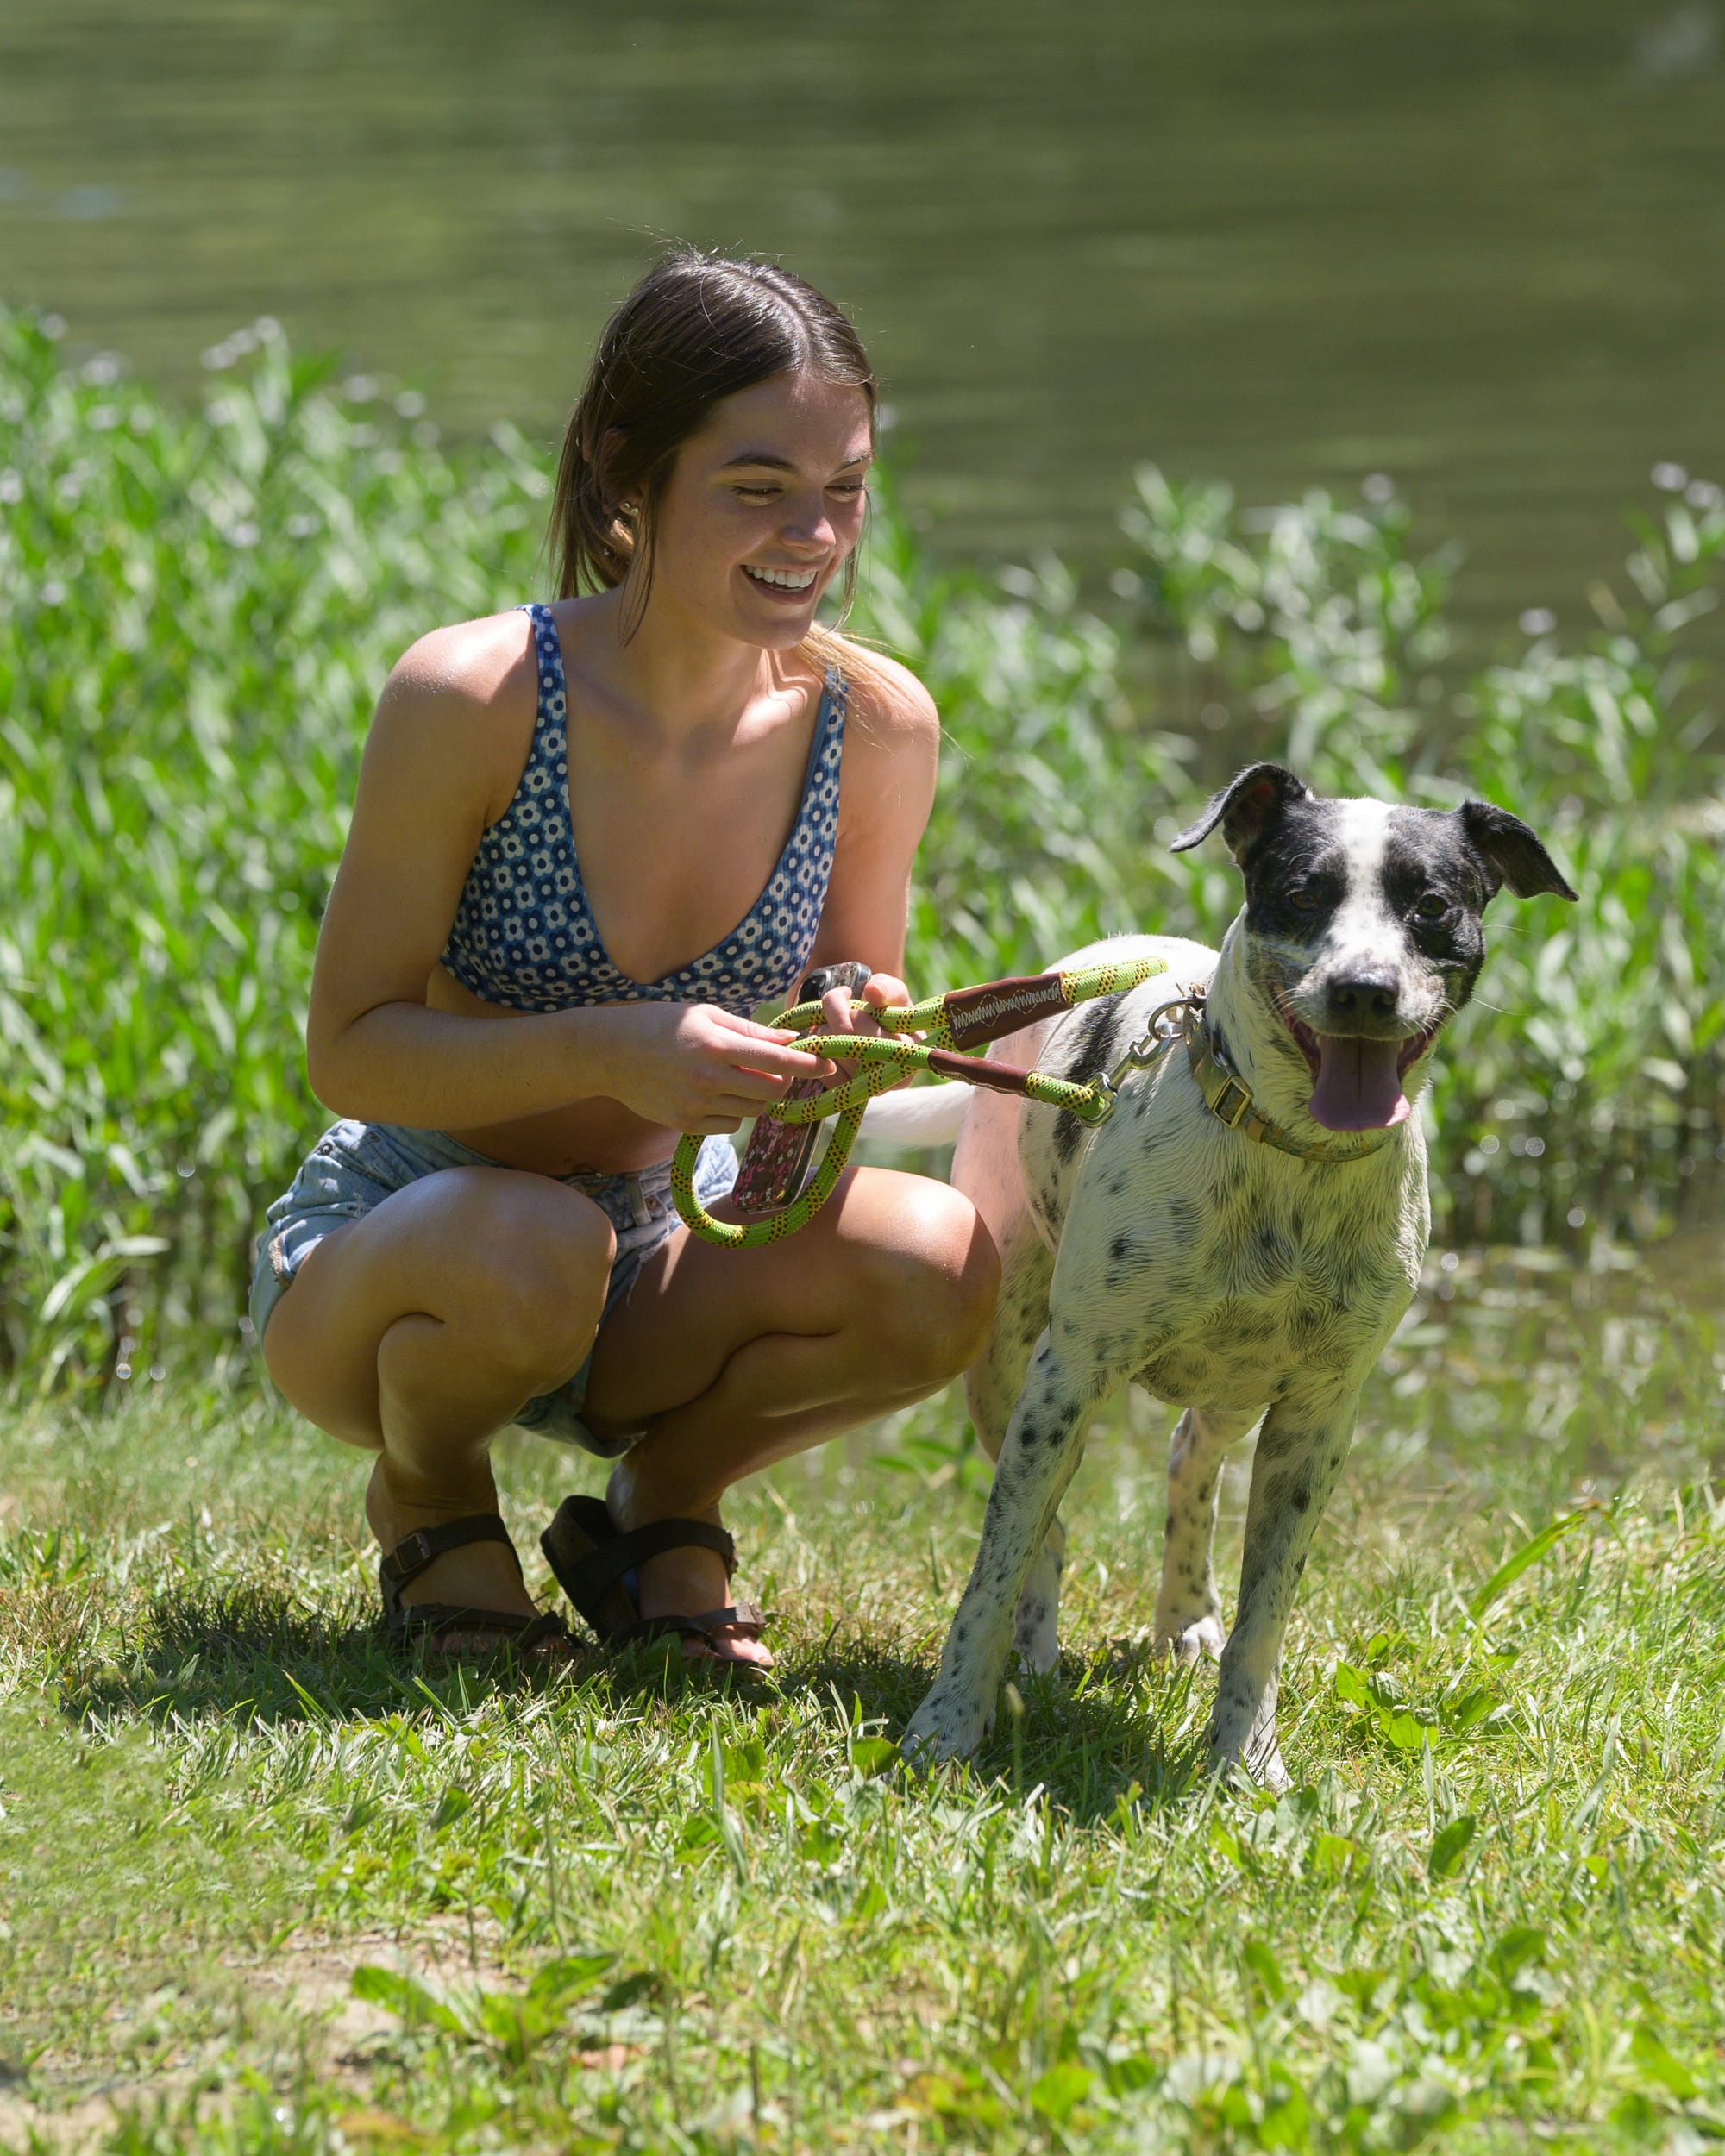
left=819, top=974, right=915, bottom=1081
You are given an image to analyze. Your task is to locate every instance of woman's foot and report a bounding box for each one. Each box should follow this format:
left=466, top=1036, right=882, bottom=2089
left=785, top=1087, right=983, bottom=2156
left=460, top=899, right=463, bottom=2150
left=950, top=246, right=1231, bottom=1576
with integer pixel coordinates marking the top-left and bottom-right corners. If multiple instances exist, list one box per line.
left=604, top=1463, right=773, bottom=1669
left=367, top=1458, right=574, bottom=1661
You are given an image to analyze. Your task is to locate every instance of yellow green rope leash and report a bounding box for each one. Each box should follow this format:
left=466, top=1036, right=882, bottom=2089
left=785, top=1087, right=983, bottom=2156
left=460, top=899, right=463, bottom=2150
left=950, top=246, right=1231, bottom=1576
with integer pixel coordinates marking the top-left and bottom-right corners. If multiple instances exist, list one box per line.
left=670, top=954, right=1167, bottom=1250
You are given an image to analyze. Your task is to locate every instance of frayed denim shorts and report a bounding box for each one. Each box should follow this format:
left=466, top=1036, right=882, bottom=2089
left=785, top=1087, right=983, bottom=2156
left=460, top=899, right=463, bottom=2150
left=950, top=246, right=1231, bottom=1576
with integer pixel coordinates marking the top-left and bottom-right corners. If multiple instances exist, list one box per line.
left=248, top=1121, right=738, bottom=1458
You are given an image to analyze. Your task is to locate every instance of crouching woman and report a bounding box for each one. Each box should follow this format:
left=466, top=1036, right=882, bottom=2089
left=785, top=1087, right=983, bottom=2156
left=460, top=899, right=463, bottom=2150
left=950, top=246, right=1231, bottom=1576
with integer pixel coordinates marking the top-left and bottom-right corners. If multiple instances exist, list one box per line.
left=249, top=250, right=999, bottom=1665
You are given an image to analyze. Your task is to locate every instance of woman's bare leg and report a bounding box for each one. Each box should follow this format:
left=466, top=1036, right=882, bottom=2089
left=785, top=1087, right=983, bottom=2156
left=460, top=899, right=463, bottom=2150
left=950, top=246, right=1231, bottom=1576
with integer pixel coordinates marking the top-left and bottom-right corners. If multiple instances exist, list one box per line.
left=261, top=1164, right=615, bottom=1643
left=582, top=1167, right=999, bottom=1665
left=260, top=1160, right=997, bottom=1665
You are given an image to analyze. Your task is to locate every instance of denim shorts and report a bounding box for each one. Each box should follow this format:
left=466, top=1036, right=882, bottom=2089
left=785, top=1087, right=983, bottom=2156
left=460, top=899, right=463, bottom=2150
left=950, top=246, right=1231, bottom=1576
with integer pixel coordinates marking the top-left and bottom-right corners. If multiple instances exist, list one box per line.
left=248, top=1121, right=739, bottom=1458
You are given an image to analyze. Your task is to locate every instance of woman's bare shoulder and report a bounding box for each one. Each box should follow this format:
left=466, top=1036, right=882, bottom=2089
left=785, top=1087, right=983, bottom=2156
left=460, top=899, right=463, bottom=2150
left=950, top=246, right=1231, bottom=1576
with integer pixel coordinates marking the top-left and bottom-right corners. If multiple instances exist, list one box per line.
left=367, top=610, right=540, bottom=813
left=379, top=609, right=538, bottom=728
left=830, top=640, right=939, bottom=749
left=824, top=641, right=940, bottom=850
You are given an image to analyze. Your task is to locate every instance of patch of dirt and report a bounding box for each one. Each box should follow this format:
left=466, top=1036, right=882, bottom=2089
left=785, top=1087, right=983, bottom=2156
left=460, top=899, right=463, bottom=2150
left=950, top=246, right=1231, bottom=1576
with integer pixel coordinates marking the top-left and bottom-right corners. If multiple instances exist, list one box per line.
left=0, top=1921, right=518, bottom=2152
left=0, top=2086, right=129, bottom=2153
left=260, top=1919, right=515, bottom=2062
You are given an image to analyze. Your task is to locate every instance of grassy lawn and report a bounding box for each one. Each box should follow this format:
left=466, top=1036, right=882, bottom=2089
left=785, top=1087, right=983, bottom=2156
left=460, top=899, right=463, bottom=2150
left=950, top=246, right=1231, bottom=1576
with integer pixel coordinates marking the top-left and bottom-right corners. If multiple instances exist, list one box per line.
left=3, top=307, right=1722, bottom=2153
left=2, top=1257, right=1722, bottom=2154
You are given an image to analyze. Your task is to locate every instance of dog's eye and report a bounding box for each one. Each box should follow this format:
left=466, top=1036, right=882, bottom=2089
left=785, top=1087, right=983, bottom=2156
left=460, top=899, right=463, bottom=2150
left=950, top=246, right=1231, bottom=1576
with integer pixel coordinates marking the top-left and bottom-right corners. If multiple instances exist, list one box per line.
left=1289, top=887, right=1320, bottom=912
left=1414, top=893, right=1449, bottom=921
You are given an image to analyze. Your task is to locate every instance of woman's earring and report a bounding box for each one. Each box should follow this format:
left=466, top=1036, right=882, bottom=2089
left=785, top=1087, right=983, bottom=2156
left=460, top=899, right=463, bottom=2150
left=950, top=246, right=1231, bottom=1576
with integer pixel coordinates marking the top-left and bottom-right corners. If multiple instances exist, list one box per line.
left=618, top=499, right=638, bottom=519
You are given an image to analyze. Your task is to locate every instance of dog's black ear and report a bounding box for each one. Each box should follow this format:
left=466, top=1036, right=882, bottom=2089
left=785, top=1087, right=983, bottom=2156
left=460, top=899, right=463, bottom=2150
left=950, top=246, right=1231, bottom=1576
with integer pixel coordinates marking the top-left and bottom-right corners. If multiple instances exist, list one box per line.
left=1458, top=801, right=1578, bottom=902
left=1170, top=762, right=1314, bottom=856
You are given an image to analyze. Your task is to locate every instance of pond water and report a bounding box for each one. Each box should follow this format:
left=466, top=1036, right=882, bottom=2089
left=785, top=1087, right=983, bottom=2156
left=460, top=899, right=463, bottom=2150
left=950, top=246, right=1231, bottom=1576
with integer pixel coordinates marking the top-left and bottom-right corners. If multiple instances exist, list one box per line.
left=847, top=1233, right=1724, bottom=1526
left=3, top=0, right=1722, bottom=632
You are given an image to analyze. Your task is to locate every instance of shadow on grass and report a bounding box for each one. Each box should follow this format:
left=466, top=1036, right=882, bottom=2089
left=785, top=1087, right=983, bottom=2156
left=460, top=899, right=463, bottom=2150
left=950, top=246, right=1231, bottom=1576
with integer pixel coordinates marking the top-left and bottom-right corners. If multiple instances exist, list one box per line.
left=52, top=1589, right=1218, bottom=1821
left=784, top=1632, right=1214, bottom=1827
left=53, top=1585, right=877, bottom=1731
left=53, top=1581, right=597, bottom=1728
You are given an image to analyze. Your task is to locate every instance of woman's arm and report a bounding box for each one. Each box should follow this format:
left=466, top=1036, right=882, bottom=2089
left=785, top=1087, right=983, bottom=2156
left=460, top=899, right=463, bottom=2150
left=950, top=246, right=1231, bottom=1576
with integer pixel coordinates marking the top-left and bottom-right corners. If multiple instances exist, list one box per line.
left=807, top=651, right=942, bottom=1020
left=304, top=619, right=825, bottom=1134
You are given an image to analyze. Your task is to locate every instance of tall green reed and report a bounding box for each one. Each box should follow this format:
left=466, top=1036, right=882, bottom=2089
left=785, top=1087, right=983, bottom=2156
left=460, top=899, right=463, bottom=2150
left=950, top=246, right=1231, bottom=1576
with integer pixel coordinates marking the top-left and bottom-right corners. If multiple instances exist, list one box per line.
left=0, top=310, right=546, bottom=1388
left=1, top=307, right=1720, bottom=1393
left=853, top=464, right=1725, bottom=1251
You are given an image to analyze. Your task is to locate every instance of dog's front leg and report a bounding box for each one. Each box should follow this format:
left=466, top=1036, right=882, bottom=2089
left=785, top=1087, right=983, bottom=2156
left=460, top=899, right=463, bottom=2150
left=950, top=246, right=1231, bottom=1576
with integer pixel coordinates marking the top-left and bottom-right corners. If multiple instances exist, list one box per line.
left=1011, top=1514, right=1065, bottom=1675
left=903, top=1335, right=1101, bottom=1766
left=1154, top=1404, right=1262, bottom=1663
left=1208, top=1382, right=1359, bottom=1792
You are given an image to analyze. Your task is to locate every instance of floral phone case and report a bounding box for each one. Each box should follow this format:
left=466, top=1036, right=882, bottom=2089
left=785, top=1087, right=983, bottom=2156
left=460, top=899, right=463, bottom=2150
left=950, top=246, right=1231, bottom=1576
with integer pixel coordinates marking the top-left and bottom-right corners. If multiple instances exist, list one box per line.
left=731, top=962, right=872, bottom=1213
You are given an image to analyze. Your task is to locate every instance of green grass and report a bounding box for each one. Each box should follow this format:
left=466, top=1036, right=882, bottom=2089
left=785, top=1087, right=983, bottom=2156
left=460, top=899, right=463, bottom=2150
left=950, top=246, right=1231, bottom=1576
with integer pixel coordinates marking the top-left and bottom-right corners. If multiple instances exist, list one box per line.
left=3, top=302, right=1724, bottom=2151
left=2, top=1261, right=1722, bottom=2153
left=2, top=304, right=1722, bottom=1391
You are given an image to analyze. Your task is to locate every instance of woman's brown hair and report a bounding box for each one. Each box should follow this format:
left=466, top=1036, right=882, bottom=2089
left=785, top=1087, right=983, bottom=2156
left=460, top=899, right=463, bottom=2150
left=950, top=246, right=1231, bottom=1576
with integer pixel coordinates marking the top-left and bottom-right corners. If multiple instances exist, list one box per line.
left=549, top=248, right=878, bottom=652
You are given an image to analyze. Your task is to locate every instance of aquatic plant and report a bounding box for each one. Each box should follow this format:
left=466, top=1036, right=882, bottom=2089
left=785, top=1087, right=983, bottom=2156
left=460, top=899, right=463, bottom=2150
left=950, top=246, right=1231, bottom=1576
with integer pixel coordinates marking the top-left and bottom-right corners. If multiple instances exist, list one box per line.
left=854, top=464, right=1725, bottom=1257
left=1, top=307, right=1720, bottom=1388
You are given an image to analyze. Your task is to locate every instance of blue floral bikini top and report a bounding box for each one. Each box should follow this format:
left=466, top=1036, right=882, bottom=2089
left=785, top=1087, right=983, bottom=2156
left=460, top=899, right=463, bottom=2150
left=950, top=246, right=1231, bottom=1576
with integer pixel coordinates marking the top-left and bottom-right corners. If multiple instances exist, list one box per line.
left=440, top=602, right=847, bottom=1016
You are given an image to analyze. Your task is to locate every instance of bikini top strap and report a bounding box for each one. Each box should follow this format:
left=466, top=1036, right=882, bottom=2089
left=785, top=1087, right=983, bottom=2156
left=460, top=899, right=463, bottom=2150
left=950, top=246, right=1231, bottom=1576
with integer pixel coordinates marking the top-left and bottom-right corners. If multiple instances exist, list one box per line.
left=518, top=600, right=569, bottom=753
left=797, top=664, right=846, bottom=793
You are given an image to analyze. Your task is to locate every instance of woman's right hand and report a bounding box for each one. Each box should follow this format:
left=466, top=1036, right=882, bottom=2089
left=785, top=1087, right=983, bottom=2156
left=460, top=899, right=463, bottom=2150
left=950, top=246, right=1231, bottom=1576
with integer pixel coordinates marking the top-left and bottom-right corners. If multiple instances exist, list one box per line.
left=592, top=1003, right=834, bottom=1134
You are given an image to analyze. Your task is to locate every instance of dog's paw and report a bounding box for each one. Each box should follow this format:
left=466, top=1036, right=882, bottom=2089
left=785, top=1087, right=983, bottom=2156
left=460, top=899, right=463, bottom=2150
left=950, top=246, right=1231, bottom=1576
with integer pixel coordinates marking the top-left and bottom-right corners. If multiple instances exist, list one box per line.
left=1012, top=1606, right=1060, bottom=1677
left=1206, top=1714, right=1291, bottom=1795
left=901, top=1686, right=993, bottom=1771
left=1012, top=1635, right=1060, bottom=1677
left=1154, top=1609, right=1226, bottom=1664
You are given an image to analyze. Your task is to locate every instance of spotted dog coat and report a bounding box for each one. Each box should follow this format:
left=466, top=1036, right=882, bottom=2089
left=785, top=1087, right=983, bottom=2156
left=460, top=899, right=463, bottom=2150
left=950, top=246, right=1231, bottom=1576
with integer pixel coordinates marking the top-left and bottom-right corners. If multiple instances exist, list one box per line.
left=893, top=763, right=1575, bottom=1788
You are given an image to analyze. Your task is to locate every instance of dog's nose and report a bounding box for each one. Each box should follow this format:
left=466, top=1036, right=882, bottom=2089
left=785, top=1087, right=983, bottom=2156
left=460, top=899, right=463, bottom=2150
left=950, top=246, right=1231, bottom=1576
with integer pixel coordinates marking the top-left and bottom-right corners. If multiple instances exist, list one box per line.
left=1326, top=973, right=1400, bottom=1023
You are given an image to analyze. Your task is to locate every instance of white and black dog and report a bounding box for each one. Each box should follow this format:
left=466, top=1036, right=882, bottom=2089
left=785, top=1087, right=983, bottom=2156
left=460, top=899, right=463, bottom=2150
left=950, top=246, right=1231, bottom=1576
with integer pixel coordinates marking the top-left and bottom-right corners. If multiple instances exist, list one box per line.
left=875, top=763, right=1576, bottom=1789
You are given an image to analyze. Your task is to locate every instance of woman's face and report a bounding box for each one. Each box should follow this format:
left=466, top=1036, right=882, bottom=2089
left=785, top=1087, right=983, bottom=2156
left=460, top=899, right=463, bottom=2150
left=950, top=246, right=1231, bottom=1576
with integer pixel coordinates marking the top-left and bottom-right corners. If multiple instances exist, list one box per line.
left=641, top=370, right=874, bottom=651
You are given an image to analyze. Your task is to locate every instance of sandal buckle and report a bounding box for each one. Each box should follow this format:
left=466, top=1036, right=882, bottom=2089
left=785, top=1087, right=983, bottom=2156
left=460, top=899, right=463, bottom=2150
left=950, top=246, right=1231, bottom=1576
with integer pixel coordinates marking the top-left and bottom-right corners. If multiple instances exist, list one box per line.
left=400, top=1528, right=435, bottom=1572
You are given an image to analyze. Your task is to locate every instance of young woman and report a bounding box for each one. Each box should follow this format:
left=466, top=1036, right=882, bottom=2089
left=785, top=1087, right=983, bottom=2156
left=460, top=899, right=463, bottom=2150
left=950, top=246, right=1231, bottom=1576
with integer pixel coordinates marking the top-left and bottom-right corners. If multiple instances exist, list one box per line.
left=249, top=251, right=1000, bottom=1666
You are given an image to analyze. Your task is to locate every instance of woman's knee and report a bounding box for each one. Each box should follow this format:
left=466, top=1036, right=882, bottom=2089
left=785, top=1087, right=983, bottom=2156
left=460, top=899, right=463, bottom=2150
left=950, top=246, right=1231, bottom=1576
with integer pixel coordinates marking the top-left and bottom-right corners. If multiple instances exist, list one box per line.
left=454, top=1178, right=618, bottom=1376
left=267, top=1170, right=615, bottom=1404
left=858, top=1179, right=1000, bottom=1384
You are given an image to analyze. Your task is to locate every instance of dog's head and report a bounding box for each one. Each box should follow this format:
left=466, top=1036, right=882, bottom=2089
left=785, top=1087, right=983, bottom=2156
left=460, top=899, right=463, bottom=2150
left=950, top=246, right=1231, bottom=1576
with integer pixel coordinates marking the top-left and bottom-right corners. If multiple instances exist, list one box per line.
left=1170, top=763, right=1577, bottom=1133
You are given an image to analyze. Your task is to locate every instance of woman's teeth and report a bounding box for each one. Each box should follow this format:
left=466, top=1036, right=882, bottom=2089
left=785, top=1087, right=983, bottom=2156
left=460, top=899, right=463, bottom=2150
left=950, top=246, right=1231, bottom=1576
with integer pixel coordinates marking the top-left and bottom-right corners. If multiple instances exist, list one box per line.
left=744, top=564, right=818, bottom=592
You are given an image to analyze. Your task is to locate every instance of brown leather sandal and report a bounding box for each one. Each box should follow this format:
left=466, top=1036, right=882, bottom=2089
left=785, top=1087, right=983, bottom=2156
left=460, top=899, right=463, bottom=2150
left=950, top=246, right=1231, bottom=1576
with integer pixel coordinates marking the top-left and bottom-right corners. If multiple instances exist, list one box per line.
left=380, top=1513, right=579, bottom=1660
left=540, top=1495, right=766, bottom=1660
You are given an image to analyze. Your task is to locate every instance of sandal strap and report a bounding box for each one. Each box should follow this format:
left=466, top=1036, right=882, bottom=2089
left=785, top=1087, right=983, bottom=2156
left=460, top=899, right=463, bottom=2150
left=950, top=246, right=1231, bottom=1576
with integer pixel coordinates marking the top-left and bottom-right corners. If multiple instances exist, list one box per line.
left=624, top=1601, right=765, bottom=1648
left=389, top=1604, right=576, bottom=1654
left=379, top=1512, right=518, bottom=1616
left=543, top=1494, right=735, bottom=1623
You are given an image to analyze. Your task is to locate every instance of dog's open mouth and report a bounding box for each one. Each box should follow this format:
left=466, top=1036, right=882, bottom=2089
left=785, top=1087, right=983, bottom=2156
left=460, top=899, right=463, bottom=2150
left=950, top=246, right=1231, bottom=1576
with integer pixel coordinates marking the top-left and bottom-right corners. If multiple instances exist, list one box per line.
left=1276, top=996, right=1440, bottom=1132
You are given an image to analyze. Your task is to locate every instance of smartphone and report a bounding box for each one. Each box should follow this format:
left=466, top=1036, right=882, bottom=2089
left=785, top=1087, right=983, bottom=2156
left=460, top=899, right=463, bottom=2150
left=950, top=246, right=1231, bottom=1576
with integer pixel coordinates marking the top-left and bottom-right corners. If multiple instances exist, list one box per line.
left=730, top=961, right=873, bottom=1213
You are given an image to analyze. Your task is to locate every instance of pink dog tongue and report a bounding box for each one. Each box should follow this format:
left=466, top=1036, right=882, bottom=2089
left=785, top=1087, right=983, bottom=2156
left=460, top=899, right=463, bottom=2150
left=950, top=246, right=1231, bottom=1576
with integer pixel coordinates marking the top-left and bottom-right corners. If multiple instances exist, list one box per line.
left=1309, top=1036, right=1412, bottom=1131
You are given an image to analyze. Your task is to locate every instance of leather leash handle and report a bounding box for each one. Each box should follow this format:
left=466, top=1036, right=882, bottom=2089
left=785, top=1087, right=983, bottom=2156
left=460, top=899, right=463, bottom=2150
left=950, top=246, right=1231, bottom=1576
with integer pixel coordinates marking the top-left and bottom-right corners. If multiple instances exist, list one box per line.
left=771, top=954, right=1165, bottom=1052
left=672, top=955, right=1169, bottom=1250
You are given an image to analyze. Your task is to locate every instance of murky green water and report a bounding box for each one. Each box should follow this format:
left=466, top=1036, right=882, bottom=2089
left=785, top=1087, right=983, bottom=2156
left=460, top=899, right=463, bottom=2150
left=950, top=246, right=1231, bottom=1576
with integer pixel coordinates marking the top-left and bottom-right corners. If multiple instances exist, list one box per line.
left=3, top=0, right=1722, bottom=624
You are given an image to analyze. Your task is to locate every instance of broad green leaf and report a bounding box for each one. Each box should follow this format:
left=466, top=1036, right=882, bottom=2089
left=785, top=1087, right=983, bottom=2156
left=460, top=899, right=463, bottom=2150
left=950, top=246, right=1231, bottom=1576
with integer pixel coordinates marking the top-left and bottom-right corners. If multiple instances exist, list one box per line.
left=1312, top=1833, right=1358, bottom=1879
left=429, top=1786, right=471, bottom=1832
left=1428, top=1814, right=1477, bottom=1880
left=1469, top=1510, right=1593, bottom=1620
left=1029, top=2064, right=1094, bottom=2125
left=1492, top=1926, right=1547, bottom=1982
left=1380, top=1709, right=1430, bottom=1752
left=526, top=1952, right=615, bottom=2006
left=674, top=1813, right=721, bottom=1862
left=849, top=1736, right=898, bottom=1777
left=1629, top=2025, right=1698, bottom=2099
left=1448, top=1687, right=1504, bottom=1733
left=350, top=1965, right=468, bottom=2036
left=1241, top=1937, right=1286, bottom=2002
left=1333, top=1663, right=1371, bottom=1709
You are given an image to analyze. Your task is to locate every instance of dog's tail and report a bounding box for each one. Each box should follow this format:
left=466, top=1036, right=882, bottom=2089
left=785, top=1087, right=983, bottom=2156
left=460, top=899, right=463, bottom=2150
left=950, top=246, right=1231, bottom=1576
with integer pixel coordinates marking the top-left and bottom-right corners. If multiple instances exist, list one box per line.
left=859, top=1081, right=972, bottom=1147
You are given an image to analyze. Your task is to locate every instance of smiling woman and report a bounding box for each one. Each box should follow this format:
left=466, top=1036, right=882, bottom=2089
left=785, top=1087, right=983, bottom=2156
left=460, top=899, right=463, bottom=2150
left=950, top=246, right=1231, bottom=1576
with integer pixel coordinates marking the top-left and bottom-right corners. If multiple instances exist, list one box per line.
left=248, top=249, right=999, bottom=1670
left=547, top=254, right=876, bottom=646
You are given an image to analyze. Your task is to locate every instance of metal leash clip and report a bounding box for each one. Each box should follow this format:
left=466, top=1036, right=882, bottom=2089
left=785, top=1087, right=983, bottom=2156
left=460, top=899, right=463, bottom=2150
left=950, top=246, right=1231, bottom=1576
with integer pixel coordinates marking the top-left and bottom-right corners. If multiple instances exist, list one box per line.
left=1091, top=992, right=1206, bottom=1122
